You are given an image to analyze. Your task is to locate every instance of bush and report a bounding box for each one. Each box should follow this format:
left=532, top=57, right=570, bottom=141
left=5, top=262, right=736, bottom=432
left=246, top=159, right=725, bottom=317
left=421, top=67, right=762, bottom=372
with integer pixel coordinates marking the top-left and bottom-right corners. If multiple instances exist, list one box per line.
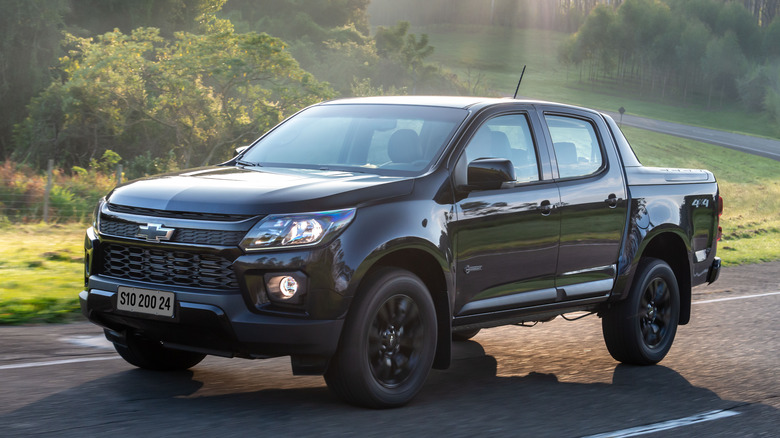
left=765, top=87, right=780, bottom=132
left=48, top=185, right=78, bottom=221
left=0, top=160, right=116, bottom=223
left=0, top=161, right=45, bottom=222
left=738, top=62, right=780, bottom=113
left=125, top=150, right=179, bottom=181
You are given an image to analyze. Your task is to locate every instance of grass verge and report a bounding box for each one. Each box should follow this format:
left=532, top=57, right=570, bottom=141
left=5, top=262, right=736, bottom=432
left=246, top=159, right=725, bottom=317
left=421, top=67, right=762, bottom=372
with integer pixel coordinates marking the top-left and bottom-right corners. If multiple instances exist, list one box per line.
left=0, top=223, right=86, bottom=324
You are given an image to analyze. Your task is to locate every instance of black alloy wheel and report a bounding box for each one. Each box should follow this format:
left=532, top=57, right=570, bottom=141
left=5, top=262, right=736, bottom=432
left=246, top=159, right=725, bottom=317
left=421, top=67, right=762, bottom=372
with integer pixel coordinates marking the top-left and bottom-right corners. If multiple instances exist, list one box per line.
left=602, top=258, right=680, bottom=365
left=325, top=268, right=437, bottom=408
left=639, top=276, right=674, bottom=349
left=369, top=294, right=426, bottom=387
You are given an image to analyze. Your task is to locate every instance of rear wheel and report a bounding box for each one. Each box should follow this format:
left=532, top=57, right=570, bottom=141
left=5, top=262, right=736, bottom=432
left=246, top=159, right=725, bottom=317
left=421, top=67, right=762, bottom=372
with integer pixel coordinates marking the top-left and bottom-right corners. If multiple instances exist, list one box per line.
left=602, top=258, right=680, bottom=365
left=325, top=268, right=437, bottom=408
left=111, top=330, right=206, bottom=371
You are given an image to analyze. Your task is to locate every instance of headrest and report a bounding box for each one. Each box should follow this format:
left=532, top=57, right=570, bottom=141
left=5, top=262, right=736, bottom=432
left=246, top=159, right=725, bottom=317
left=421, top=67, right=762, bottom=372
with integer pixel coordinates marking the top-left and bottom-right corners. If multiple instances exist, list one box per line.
left=388, top=129, right=421, bottom=163
left=554, top=142, right=578, bottom=165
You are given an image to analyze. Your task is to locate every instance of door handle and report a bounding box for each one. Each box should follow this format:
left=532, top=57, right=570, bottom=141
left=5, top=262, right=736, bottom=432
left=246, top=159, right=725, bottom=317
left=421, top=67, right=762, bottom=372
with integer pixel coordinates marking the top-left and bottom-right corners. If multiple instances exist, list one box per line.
left=540, top=200, right=553, bottom=216
left=606, top=193, right=619, bottom=208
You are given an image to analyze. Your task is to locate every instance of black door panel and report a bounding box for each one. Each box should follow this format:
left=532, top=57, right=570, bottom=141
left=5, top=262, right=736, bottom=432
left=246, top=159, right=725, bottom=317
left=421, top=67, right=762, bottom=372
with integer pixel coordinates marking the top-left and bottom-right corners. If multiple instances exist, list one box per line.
left=450, top=109, right=562, bottom=315
left=454, top=184, right=561, bottom=314
left=541, top=110, right=628, bottom=296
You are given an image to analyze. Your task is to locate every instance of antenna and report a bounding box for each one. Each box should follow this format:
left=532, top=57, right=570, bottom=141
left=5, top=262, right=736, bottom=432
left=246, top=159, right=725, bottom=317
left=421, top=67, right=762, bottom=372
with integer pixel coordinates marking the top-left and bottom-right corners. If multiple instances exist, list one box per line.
left=512, top=65, right=526, bottom=99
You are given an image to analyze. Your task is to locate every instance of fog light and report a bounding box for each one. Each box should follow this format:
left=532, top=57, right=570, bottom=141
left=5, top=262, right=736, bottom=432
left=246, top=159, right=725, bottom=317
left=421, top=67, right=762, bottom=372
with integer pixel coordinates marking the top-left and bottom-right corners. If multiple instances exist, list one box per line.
left=279, top=276, right=298, bottom=299
left=265, top=273, right=307, bottom=305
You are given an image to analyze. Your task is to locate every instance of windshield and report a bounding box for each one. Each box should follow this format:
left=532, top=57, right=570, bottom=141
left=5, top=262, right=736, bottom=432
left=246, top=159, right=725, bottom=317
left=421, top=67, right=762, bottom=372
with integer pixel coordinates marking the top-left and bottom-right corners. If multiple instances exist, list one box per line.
left=240, top=104, right=468, bottom=175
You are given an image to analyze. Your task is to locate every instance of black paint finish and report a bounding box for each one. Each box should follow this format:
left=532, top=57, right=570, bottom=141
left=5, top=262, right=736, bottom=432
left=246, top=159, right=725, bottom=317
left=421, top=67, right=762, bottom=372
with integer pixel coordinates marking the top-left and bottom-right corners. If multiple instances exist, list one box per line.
left=81, top=96, right=720, bottom=374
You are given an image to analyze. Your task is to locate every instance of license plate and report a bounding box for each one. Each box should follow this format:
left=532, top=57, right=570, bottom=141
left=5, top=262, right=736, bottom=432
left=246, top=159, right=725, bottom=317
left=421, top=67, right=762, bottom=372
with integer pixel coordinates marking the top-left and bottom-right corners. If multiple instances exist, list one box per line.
left=116, top=287, right=175, bottom=317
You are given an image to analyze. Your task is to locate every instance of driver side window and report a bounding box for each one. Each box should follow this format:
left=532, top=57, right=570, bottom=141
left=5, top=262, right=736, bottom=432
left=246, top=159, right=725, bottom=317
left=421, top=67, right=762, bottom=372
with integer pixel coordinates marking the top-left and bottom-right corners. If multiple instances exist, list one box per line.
left=463, top=114, right=539, bottom=183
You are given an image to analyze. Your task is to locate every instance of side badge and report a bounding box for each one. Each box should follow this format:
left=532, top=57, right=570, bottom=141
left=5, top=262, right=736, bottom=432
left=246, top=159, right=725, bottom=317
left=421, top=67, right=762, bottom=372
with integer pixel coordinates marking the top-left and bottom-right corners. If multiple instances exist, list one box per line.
left=464, top=265, right=483, bottom=275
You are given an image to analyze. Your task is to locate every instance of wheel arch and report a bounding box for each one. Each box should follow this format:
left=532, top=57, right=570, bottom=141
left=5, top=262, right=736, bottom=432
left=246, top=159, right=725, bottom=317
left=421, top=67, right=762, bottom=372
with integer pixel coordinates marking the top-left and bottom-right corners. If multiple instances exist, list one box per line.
left=635, top=230, right=692, bottom=325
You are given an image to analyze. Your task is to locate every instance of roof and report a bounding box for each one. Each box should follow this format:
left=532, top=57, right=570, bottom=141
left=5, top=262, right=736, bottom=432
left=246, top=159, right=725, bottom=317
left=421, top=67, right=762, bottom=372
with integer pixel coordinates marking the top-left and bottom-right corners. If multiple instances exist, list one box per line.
left=319, top=95, right=601, bottom=116
left=321, top=95, right=512, bottom=110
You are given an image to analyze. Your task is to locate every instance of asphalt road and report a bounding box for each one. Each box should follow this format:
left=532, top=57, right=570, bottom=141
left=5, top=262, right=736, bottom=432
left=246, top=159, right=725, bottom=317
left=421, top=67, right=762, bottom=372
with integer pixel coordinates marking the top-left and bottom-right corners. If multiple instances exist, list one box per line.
left=603, top=111, right=780, bottom=161
left=1, top=262, right=778, bottom=437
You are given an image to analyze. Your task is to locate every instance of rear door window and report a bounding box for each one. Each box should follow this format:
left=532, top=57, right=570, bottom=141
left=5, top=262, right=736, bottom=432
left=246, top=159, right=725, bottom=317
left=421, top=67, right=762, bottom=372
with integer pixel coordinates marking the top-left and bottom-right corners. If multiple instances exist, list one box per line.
left=545, top=115, right=604, bottom=179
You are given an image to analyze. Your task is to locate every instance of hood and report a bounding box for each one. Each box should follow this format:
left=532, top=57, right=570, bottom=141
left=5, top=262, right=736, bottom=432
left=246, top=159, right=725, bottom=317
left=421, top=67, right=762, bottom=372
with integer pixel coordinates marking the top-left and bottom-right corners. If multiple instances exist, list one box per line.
left=107, top=166, right=415, bottom=215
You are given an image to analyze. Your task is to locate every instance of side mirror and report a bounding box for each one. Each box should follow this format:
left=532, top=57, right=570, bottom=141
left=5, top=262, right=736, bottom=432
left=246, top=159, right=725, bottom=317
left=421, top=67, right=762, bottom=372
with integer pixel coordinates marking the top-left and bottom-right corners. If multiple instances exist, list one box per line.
left=234, top=145, right=250, bottom=157
left=467, top=158, right=515, bottom=190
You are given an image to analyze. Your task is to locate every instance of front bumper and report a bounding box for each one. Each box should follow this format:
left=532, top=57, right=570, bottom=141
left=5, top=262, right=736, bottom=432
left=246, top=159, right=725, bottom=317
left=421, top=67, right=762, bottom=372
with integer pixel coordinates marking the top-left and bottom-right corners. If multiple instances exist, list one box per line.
left=80, top=286, right=344, bottom=360
left=83, top=209, right=355, bottom=371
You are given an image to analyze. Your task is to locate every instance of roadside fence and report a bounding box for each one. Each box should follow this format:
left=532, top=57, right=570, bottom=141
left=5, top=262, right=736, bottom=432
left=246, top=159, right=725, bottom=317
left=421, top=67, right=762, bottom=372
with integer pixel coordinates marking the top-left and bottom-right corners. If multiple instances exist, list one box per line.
left=0, top=160, right=121, bottom=223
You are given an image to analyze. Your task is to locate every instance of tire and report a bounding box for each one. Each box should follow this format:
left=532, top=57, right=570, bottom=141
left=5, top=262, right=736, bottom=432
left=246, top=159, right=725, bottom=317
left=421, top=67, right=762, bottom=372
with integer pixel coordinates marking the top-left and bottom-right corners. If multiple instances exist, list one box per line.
left=111, top=330, right=206, bottom=371
left=602, top=258, right=680, bottom=365
left=324, top=268, right=437, bottom=408
left=452, top=327, right=481, bottom=341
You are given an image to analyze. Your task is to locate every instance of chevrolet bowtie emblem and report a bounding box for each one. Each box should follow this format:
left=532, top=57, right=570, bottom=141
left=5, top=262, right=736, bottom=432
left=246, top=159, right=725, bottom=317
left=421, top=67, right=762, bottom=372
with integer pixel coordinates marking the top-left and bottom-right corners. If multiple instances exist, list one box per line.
left=136, top=223, right=175, bottom=242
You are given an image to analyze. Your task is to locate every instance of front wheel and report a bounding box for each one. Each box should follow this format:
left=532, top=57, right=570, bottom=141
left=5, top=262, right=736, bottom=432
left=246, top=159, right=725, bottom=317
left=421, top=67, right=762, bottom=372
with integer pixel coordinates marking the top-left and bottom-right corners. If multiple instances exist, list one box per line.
left=602, top=258, right=680, bottom=365
left=111, top=330, right=206, bottom=371
left=325, top=268, right=437, bottom=408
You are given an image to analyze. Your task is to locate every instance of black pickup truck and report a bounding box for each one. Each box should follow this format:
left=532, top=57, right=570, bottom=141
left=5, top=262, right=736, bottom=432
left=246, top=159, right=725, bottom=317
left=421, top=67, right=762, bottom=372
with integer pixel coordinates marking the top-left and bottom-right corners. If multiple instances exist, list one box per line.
left=81, top=96, right=722, bottom=408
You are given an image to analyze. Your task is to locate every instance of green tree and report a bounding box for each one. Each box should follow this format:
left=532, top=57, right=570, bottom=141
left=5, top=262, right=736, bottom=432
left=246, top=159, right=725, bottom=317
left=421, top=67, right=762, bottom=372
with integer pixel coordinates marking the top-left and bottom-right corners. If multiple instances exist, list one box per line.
left=764, top=78, right=780, bottom=128
left=222, top=0, right=370, bottom=42
left=14, top=26, right=334, bottom=169
left=675, top=19, right=711, bottom=103
left=736, top=62, right=780, bottom=136
left=576, top=4, right=617, bottom=80
left=763, top=18, right=780, bottom=57
left=702, top=32, right=749, bottom=108
left=374, top=21, right=437, bottom=93
left=402, top=32, right=435, bottom=71
left=374, top=21, right=435, bottom=71
left=221, top=2, right=461, bottom=97
left=64, top=0, right=229, bottom=37
left=402, top=32, right=434, bottom=93
left=562, top=0, right=776, bottom=109
left=717, top=1, right=763, bottom=60
left=668, top=0, right=721, bottom=30
left=0, top=0, right=68, bottom=161
left=375, top=21, right=410, bottom=57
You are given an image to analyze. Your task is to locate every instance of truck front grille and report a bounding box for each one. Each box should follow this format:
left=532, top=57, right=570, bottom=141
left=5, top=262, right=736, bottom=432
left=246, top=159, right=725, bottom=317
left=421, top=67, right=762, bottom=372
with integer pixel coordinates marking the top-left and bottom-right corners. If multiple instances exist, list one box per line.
left=100, top=218, right=245, bottom=246
left=101, top=244, right=239, bottom=290
left=107, top=203, right=254, bottom=222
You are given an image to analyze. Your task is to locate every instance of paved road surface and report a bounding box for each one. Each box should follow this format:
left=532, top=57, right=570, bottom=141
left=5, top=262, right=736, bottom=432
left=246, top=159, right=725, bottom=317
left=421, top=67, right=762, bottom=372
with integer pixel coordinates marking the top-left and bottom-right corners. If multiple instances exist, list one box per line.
left=1, top=262, right=778, bottom=437
left=604, top=111, right=780, bottom=161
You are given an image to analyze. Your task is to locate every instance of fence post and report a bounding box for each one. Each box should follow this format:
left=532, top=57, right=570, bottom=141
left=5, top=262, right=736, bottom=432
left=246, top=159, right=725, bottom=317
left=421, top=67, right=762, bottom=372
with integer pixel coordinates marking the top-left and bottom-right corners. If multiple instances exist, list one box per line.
left=116, top=164, right=123, bottom=186
left=43, top=159, right=53, bottom=223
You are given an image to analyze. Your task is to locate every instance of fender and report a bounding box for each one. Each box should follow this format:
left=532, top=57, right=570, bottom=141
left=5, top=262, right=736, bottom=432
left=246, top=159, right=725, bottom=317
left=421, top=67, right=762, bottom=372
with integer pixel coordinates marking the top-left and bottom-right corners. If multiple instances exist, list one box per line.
left=347, top=234, right=453, bottom=302
left=610, top=192, right=697, bottom=325
left=612, top=192, right=694, bottom=303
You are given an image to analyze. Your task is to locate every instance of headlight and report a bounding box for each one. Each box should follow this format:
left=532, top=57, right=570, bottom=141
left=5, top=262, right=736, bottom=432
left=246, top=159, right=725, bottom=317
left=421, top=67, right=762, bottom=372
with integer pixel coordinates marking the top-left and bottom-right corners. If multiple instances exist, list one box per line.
left=93, top=197, right=106, bottom=232
left=240, top=208, right=356, bottom=251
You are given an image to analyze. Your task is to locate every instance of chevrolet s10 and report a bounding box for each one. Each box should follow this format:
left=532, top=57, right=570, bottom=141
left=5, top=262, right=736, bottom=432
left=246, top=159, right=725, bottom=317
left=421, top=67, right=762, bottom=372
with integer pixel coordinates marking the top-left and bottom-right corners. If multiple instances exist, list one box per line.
left=81, top=96, right=722, bottom=407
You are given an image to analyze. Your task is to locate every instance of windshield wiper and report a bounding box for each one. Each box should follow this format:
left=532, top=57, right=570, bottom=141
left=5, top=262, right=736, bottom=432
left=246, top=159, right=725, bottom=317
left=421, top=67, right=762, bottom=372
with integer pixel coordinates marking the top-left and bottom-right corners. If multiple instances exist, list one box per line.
left=236, top=159, right=261, bottom=167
